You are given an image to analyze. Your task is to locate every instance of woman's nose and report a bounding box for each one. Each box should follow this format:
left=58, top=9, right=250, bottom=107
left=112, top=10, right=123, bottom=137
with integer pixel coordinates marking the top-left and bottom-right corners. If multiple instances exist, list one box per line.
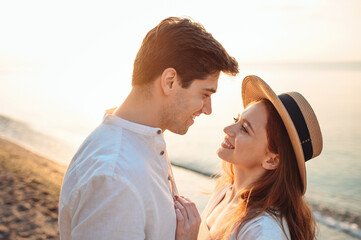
left=223, top=124, right=235, bottom=137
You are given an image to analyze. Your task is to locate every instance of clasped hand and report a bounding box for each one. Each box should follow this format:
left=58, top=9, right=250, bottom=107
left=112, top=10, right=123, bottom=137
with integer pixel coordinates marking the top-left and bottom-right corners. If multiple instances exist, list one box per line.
left=174, top=196, right=201, bottom=240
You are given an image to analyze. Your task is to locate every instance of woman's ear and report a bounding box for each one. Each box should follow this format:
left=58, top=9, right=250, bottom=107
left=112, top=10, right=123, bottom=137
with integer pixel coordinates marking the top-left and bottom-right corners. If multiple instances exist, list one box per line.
left=160, top=68, right=177, bottom=96
left=262, top=153, right=280, bottom=170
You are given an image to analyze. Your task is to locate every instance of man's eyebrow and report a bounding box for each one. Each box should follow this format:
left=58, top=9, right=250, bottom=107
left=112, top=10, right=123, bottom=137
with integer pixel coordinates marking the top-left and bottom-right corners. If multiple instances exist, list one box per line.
left=204, top=88, right=217, bottom=93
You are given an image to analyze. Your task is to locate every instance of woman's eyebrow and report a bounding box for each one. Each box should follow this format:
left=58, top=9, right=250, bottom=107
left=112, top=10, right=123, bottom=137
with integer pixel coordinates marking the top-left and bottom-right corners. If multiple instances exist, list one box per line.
left=240, top=114, right=254, bottom=134
left=244, top=119, right=254, bottom=133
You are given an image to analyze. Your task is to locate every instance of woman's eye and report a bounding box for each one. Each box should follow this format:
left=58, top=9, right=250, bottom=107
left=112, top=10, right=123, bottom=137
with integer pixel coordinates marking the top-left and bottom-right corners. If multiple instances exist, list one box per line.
left=241, top=125, right=248, bottom=133
left=233, top=117, right=239, bottom=123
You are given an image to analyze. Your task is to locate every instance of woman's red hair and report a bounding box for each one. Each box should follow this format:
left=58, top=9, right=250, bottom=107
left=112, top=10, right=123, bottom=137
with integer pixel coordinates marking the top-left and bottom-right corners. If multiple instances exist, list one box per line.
left=215, top=99, right=317, bottom=239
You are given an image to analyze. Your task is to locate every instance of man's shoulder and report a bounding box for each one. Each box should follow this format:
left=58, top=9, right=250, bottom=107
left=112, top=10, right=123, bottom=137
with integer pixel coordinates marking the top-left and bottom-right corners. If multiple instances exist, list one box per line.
left=60, top=151, right=148, bottom=203
left=63, top=119, right=152, bottom=193
left=71, top=120, right=144, bottom=168
left=67, top=148, right=148, bottom=184
left=77, top=118, right=150, bottom=160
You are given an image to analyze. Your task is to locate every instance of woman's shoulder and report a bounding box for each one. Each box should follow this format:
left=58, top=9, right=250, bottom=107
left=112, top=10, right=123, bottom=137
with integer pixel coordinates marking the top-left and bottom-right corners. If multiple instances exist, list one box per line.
left=201, top=184, right=232, bottom=218
left=236, top=212, right=290, bottom=240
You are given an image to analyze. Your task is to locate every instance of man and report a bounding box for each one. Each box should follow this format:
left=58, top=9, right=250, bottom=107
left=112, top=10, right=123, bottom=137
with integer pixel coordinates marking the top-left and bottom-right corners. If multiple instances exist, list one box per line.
left=59, top=17, right=238, bottom=240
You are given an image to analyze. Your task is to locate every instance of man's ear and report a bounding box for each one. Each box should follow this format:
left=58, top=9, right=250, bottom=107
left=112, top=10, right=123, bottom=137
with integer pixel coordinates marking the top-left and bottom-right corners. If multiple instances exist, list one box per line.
left=262, top=153, right=280, bottom=170
left=160, top=68, right=177, bottom=96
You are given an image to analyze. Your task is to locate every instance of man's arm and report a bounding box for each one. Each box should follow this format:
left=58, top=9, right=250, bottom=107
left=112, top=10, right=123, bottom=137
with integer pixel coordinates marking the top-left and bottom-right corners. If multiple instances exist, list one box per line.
left=67, top=174, right=146, bottom=240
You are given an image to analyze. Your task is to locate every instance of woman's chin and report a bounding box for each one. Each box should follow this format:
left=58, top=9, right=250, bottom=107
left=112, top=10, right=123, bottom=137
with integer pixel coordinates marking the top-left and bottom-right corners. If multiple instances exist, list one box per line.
left=216, top=148, right=227, bottom=161
left=216, top=147, right=222, bottom=156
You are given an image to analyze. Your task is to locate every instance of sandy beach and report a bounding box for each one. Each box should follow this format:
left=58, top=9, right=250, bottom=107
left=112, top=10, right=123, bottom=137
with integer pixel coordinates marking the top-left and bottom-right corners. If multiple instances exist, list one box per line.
left=0, top=138, right=66, bottom=239
left=0, top=137, right=358, bottom=240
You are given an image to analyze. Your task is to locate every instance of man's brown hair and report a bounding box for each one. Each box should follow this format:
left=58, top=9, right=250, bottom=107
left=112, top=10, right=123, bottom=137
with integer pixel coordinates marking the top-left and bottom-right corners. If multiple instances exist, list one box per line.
left=132, top=17, right=239, bottom=88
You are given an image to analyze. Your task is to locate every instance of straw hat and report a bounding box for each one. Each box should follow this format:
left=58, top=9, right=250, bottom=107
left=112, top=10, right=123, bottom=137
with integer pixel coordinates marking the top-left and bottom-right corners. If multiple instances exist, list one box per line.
left=242, top=75, right=323, bottom=194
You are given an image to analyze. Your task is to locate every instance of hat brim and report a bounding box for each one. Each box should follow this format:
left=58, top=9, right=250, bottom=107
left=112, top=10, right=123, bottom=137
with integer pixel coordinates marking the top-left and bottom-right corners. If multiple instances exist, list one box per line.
left=242, top=75, right=307, bottom=193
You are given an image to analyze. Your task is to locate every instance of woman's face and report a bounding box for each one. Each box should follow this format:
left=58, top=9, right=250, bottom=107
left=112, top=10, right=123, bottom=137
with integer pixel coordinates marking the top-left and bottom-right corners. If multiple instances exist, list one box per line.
left=217, top=101, right=272, bottom=170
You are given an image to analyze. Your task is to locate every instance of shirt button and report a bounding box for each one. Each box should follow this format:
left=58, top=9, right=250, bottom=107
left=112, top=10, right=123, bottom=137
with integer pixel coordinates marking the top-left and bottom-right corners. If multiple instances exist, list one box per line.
left=157, top=130, right=162, bottom=134
left=168, top=175, right=171, bottom=180
left=160, top=150, right=165, bottom=155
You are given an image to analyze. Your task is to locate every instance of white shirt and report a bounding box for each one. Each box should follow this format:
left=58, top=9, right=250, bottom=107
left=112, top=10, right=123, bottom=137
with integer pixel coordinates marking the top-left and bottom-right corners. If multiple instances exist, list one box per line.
left=234, top=212, right=290, bottom=240
left=59, top=115, right=177, bottom=240
left=198, top=185, right=290, bottom=240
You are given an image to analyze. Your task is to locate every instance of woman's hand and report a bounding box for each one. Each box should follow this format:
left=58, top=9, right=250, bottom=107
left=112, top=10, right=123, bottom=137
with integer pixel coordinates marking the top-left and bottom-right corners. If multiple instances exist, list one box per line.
left=174, top=196, right=201, bottom=240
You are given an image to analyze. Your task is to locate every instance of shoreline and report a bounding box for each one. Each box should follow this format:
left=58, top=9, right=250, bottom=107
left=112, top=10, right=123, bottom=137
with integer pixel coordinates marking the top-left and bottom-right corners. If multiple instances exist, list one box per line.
left=1, top=137, right=360, bottom=239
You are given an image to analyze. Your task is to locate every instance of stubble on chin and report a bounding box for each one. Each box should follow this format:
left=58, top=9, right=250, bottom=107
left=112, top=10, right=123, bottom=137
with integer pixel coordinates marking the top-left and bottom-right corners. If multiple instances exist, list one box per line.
left=159, top=92, right=192, bottom=135
left=159, top=103, right=185, bottom=135
left=165, top=113, right=189, bottom=135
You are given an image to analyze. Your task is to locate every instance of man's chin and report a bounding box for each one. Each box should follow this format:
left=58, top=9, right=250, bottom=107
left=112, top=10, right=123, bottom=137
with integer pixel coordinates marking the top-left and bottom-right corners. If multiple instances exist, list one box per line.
left=168, top=126, right=190, bottom=135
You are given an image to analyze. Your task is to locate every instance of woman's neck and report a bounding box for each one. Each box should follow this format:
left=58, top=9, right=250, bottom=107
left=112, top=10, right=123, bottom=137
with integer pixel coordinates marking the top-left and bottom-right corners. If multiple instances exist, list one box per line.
left=228, top=166, right=266, bottom=202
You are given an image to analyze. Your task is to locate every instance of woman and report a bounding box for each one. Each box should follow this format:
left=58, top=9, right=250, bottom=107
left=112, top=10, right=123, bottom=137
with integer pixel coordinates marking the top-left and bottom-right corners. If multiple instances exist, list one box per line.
left=194, top=75, right=323, bottom=239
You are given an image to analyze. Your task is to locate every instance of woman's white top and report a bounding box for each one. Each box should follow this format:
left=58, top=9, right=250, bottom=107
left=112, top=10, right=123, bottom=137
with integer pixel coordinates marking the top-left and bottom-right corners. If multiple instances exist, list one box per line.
left=198, top=185, right=291, bottom=240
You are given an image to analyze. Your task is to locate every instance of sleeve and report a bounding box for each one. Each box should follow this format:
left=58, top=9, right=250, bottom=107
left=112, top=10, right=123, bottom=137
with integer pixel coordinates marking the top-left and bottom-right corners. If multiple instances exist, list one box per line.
left=70, top=174, right=146, bottom=240
left=236, top=215, right=289, bottom=240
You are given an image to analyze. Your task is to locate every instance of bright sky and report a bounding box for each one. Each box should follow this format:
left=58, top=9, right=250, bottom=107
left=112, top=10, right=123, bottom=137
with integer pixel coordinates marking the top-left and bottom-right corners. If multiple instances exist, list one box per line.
left=0, top=0, right=360, bottom=141
left=1, top=0, right=360, bottom=65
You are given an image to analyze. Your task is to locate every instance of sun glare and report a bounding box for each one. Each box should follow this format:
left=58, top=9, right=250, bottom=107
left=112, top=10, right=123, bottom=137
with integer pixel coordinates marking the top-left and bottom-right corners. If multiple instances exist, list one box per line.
left=0, top=0, right=360, bottom=137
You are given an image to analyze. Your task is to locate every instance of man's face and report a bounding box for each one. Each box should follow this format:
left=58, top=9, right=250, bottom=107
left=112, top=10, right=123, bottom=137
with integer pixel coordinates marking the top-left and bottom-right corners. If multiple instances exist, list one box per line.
left=163, top=72, right=220, bottom=135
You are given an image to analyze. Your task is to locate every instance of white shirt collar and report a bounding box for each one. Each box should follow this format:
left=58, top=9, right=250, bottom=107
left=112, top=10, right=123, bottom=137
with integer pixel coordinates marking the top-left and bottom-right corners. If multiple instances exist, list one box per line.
left=103, top=114, right=163, bottom=137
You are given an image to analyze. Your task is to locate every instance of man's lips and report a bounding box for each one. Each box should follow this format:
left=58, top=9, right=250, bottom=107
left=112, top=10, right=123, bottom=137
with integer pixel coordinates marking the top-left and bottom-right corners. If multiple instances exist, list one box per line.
left=221, top=138, right=234, bottom=149
left=192, top=113, right=201, bottom=120
left=190, top=114, right=200, bottom=123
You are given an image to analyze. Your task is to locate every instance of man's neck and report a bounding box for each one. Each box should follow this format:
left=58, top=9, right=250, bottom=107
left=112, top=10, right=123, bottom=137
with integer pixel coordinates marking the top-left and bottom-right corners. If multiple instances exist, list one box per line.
left=113, top=87, right=163, bottom=130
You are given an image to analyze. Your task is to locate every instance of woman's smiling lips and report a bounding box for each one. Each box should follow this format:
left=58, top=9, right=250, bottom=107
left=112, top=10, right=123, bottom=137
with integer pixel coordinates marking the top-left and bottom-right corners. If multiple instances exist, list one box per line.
left=221, top=138, right=235, bottom=149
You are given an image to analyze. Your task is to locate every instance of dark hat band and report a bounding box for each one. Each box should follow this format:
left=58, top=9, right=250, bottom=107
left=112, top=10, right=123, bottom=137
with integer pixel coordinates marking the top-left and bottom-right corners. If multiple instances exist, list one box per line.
left=279, top=94, right=313, bottom=161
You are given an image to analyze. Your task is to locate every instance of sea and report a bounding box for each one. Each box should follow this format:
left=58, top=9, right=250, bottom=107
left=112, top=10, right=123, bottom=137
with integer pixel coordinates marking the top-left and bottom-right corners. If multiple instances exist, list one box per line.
left=1, top=62, right=361, bottom=239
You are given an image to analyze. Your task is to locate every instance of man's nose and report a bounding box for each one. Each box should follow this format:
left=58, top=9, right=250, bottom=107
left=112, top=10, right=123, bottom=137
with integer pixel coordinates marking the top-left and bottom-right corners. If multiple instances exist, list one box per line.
left=202, top=98, right=212, bottom=115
